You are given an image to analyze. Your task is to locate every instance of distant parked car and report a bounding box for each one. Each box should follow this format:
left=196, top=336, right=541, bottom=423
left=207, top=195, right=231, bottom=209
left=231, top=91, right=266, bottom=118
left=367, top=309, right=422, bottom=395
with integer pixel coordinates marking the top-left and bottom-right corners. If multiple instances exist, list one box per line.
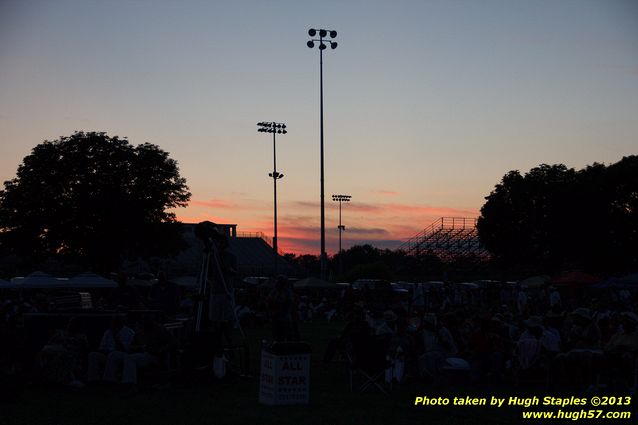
left=352, top=279, right=392, bottom=292
left=242, top=276, right=270, bottom=287
left=391, top=281, right=414, bottom=292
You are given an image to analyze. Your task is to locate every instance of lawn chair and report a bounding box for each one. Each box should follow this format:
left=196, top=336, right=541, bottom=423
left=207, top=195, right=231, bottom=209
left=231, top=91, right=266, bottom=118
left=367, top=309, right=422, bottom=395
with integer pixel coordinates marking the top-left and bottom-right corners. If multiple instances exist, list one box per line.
left=223, top=344, right=251, bottom=377
left=440, top=357, right=471, bottom=386
left=136, top=322, right=182, bottom=388
left=348, top=334, right=392, bottom=395
left=162, top=321, right=186, bottom=372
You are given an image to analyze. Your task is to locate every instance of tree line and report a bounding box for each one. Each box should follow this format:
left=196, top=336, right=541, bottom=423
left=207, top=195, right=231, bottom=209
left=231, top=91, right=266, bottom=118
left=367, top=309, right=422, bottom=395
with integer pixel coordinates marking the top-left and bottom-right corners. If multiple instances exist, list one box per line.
left=0, top=132, right=190, bottom=273
left=477, top=156, right=638, bottom=275
left=1, top=131, right=635, bottom=278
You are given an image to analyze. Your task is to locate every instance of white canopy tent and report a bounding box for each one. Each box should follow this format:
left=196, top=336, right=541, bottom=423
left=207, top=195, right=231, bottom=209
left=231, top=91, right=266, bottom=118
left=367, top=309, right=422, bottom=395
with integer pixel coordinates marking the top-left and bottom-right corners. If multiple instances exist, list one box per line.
left=15, top=271, right=61, bottom=289
left=293, top=277, right=340, bottom=290
left=0, top=278, right=16, bottom=288
left=68, top=272, right=117, bottom=289
left=518, top=275, right=550, bottom=289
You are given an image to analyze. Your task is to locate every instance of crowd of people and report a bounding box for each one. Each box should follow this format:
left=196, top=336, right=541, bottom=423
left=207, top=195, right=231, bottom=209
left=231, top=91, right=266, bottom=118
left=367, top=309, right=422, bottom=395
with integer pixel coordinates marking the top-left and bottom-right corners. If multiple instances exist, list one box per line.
left=323, top=281, right=638, bottom=392
left=1, top=273, right=184, bottom=393
left=2, top=267, right=638, bottom=399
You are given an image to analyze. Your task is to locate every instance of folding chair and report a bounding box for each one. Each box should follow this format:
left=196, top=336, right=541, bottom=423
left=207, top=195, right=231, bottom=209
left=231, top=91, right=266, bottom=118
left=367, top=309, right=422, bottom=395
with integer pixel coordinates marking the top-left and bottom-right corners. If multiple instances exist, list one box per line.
left=348, top=334, right=392, bottom=395
left=162, top=321, right=186, bottom=372
left=223, top=344, right=251, bottom=377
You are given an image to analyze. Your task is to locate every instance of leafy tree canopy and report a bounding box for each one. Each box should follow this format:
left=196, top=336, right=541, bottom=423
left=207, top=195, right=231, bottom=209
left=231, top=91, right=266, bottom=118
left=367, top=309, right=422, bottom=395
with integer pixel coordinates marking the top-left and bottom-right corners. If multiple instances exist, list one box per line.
left=0, top=131, right=191, bottom=271
left=477, top=156, right=638, bottom=273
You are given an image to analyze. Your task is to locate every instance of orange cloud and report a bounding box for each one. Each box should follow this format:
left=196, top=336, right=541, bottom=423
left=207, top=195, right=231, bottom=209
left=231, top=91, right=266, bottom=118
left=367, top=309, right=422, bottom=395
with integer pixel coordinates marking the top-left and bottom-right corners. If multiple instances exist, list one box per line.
left=374, top=190, right=400, bottom=197
left=289, top=200, right=477, bottom=218
left=175, top=213, right=232, bottom=225
left=189, top=199, right=236, bottom=209
left=177, top=198, right=479, bottom=255
left=354, top=202, right=477, bottom=217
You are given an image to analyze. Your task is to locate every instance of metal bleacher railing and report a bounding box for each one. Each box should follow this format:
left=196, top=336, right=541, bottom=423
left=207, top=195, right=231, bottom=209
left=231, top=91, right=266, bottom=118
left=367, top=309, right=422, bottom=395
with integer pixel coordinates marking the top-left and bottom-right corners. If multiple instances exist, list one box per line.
left=398, top=217, right=489, bottom=262
left=236, top=231, right=286, bottom=256
left=237, top=232, right=273, bottom=247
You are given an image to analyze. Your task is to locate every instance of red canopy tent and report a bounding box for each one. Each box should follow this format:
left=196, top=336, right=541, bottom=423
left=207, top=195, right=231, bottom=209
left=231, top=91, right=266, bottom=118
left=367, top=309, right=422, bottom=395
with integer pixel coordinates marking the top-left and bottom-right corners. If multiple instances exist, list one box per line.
left=549, top=271, right=601, bottom=286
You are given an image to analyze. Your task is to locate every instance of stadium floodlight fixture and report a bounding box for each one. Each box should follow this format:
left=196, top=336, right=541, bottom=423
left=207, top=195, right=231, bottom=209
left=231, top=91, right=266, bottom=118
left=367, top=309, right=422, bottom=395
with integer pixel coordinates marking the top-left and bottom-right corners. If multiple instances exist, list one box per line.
left=307, top=27, right=338, bottom=280
left=332, top=194, right=351, bottom=202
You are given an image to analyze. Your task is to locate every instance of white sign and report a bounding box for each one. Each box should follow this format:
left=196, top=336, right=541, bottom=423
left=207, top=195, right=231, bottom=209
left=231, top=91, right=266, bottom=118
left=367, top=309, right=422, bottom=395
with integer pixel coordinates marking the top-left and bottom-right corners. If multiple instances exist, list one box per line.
left=259, top=350, right=310, bottom=405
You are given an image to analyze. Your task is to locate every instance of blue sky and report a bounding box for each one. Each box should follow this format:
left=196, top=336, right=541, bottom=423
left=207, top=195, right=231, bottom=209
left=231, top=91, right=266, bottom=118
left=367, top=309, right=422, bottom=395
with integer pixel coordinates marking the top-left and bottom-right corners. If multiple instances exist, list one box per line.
left=1, top=0, right=637, bottom=253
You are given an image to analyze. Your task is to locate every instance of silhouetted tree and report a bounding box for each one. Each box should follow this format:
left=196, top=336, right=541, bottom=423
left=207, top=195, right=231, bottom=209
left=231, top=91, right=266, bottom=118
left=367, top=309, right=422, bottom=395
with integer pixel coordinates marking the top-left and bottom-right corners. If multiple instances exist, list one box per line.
left=478, top=164, right=578, bottom=270
left=478, top=157, right=638, bottom=273
left=284, top=253, right=320, bottom=277
left=575, top=156, right=638, bottom=270
left=343, top=244, right=381, bottom=265
left=0, top=131, right=191, bottom=271
left=329, top=244, right=447, bottom=282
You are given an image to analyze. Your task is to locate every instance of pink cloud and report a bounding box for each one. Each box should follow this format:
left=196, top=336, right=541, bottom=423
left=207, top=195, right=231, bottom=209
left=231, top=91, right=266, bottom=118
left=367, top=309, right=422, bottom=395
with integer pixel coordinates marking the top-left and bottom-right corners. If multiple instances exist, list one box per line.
left=175, top=213, right=233, bottom=225
left=189, top=199, right=236, bottom=209
left=177, top=197, right=479, bottom=255
left=290, top=200, right=477, bottom=218
left=374, top=190, right=400, bottom=197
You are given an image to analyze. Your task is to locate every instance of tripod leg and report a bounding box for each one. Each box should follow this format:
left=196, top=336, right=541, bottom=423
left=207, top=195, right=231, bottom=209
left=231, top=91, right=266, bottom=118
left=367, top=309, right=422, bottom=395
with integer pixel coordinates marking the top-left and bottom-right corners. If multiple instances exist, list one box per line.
left=210, top=246, right=246, bottom=340
left=195, top=252, right=210, bottom=333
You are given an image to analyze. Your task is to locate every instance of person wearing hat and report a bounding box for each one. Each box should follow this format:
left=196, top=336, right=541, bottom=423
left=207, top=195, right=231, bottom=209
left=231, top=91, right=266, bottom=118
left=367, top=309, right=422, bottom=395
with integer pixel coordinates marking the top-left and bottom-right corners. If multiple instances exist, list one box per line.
left=548, top=286, right=561, bottom=309
left=542, top=312, right=563, bottom=354
left=516, top=316, right=544, bottom=371
left=417, top=312, right=458, bottom=381
left=372, top=310, right=397, bottom=337
left=566, top=308, right=601, bottom=350
left=553, top=308, right=602, bottom=389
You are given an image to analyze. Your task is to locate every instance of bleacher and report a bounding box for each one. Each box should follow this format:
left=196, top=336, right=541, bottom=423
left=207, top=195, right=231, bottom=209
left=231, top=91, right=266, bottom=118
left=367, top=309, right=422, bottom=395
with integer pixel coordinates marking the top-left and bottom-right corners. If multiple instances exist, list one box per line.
left=228, top=236, right=293, bottom=276
left=398, top=217, right=489, bottom=263
left=170, top=223, right=294, bottom=277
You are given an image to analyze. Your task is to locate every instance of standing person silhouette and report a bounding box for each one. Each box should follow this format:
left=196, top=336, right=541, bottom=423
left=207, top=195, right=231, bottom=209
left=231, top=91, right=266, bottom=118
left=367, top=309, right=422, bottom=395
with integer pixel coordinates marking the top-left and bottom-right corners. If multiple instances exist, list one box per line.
left=267, top=276, right=294, bottom=341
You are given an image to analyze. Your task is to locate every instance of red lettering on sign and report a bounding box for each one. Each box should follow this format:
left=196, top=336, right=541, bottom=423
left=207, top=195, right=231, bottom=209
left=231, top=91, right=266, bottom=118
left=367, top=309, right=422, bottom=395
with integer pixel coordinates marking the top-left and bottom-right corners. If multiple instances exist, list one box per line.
left=276, top=376, right=307, bottom=385
left=281, top=362, right=302, bottom=371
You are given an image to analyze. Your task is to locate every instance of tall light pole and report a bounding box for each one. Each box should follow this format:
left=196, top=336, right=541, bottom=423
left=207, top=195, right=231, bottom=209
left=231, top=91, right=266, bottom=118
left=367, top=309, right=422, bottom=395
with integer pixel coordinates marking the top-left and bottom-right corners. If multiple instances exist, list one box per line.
left=332, top=194, right=351, bottom=253
left=257, top=121, right=287, bottom=275
left=307, top=28, right=337, bottom=280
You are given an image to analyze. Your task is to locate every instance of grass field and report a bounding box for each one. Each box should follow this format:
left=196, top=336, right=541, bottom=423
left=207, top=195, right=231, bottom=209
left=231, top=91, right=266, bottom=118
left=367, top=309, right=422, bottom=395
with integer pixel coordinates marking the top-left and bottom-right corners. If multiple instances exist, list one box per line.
left=2, top=321, right=548, bottom=425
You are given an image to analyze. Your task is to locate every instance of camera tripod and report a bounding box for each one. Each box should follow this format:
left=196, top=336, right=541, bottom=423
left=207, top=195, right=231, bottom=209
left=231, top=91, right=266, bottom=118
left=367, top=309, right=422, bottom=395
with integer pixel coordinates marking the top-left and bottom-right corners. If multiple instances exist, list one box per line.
left=194, top=237, right=245, bottom=339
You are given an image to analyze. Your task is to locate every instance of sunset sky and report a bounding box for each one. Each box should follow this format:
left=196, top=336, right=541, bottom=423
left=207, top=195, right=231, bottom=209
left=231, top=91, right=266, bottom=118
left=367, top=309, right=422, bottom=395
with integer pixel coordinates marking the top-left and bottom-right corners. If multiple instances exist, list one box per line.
left=1, top=0, right=637, bottom=254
